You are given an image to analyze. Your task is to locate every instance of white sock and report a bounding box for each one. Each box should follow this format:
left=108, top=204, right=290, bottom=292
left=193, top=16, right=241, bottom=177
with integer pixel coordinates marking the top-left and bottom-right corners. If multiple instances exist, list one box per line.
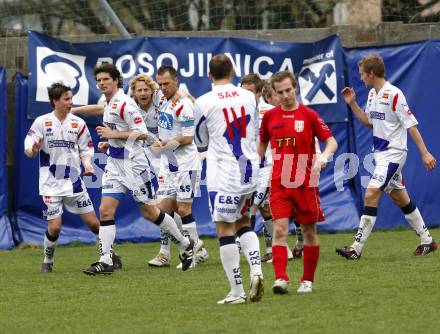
left=352, top=214, right=377, bottom=254
left=238, top=229, right=263, bottom=277
left=181, top=213, right=199, bottom=245
left=405, top=208, right=432, bottom=244
left=43, top=232, right=57, bottom=264
left=173, top=212, right=183, bottom=232
left=158, top=212, right=189, bottom=252
left=159, top=230, right=171, bottom=256
left=98, top=223, right=115, bottom=265
left=220, top=239, right=244, bottom=297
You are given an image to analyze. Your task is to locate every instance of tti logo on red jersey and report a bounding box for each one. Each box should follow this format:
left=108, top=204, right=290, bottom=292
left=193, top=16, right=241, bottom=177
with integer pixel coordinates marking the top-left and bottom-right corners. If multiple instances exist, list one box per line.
left=274, top=137, right=297, bottom=148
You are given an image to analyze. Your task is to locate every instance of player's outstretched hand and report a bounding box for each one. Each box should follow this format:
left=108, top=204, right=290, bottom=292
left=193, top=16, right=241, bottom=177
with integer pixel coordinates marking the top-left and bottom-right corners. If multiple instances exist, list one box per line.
left=341, top=87, right=356, bottom=105
left=422, top=152, right=436, bottom=171
left=98, top=142, right=109, bottom=153
left=312, top=156, right=328, bottom=173
left=96, top=124, right=114, bottom=139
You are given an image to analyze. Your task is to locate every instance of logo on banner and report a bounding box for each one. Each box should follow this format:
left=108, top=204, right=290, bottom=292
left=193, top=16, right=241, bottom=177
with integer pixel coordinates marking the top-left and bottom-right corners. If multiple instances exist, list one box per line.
left=298, top=59, right=337, bottom=105
left=36, top=47, right=89, bottom=105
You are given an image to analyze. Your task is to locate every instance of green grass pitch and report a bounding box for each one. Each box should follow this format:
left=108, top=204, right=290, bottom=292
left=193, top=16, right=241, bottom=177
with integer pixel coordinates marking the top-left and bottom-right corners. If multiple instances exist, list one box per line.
left=0, top=229, right=439, bottom=334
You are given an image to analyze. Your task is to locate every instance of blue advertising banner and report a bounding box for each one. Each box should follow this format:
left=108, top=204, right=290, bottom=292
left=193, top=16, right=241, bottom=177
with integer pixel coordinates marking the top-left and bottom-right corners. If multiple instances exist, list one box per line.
left=0, top=67, right=14, bottom=249
left=27, top=31, right=348, bottom=124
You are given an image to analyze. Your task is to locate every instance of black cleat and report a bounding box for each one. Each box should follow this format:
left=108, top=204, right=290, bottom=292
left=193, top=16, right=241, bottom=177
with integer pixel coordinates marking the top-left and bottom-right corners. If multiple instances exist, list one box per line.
left=111, top=252, right=122, bottom=270
left=413, top=240, right=438, bottom=256
left=83, top=262, right=114, bottom=276
left=261, top=252, right=272, bottom=263
left=336, top=246, right=361, bottom=260
left=40, top=262, right=53, bottom=273
left=179, top=238, right=195, bottom=271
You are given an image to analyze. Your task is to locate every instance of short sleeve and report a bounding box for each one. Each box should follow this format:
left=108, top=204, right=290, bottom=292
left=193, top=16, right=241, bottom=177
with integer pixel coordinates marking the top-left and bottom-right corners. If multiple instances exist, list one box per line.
left=24, top=118, right=44, bottom=152
left=392, top=92, right=418, bottom=129
left=308, top=109, right=333, bottom=142
left=193, top=99, right=209, bottom=148
left=259, top=111, right=270, bottom=144
left=176, top=99, right=195, bottom=137
left=123, top=99, right=148, bottom=134
left=77, top=121, right=94, bottom=157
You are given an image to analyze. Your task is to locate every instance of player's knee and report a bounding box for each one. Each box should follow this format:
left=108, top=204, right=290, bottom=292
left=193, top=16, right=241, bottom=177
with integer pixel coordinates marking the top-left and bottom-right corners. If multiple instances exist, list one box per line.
left=176, top=203, right=191, bottom=217
left=47, top=221, right=62, bottom=237
left=364, top=189, right=381, bottom=207
left=273, top=224, right=287, bottom=241
left=99, top=205, right=115, bottom=221
left=139, top=204, right=159, bottom=221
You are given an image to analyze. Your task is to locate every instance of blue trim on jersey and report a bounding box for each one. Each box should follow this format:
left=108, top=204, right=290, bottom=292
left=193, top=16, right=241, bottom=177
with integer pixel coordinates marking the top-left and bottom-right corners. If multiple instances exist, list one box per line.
left=195, top=115, right=206, bottom=145
left=373, top=136, right=390, bottom=152
left=109, top=146, right=126, bottom=159
left=39, top=151, right=50, bottom=167
left=380, top=162, right=399, bottom=191
left=102, top=193, right=125, bottom=201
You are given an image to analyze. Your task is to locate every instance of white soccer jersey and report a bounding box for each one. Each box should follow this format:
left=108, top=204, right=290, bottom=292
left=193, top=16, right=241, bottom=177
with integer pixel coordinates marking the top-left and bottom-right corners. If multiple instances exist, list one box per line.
left=103, top=89, right=149, bottom=159
left=154, top=92, right=200, bottom=173
left=24, top=112, right=94, bottom=196
left=365, top=81, right=418, bottom=152
left=194, top=83, right=260, bottom=194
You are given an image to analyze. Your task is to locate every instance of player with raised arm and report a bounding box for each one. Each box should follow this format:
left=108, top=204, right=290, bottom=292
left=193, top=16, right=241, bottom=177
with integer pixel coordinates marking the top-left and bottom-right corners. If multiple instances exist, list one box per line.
left=258, top=71, right=338, bottom=294
left=336, top=54, right=437, bottom=260
left=24, top=82, right=101, bottom=273
left=194, top=55, right=264, bottom=304
left=83, top=64, right=194, bottom=275
left=150, top=65, right=206, bottom=270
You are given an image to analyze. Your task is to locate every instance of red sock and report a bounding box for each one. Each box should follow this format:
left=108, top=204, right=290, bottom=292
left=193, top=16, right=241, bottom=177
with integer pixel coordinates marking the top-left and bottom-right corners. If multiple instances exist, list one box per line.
left=272, top=245, right=289, bottom=281
left=302, top=245, right=320, bottom=282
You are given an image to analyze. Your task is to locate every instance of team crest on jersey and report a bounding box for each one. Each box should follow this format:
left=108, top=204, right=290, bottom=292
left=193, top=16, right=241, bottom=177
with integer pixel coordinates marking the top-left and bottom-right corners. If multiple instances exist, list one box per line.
left=112, top=103, right=118, bottom=109
left=382, top=93, right=389, bottom=99
left=134, top=116, right=142, bottom=124
left=294, top=120, right=304, bottom=132
left=87, top=141, right=94, bottom=147
left=45, top=121, right=52, bottom=127
left=71, top=122, right=78, bottom=128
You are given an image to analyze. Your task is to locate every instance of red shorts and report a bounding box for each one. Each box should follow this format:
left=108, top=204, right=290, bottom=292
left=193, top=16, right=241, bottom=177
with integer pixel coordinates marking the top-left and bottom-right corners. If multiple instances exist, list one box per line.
left=269, top=186, right=325, bottom=224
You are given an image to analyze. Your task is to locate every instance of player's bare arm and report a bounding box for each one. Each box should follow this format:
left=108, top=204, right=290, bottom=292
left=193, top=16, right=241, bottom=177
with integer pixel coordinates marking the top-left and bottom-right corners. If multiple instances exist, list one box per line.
left=312, top=136, right=338, bottom=172
left=96, top=124, right=147, bottom=141
left=407, top=126, right=437, bottom=171
left=71, top=104, right=104, bottom=116
left=24, top=137, right=42, bottom=158
left=80, top=154, right=95, bottom=176
left=341, top=87, right=372, bottom=128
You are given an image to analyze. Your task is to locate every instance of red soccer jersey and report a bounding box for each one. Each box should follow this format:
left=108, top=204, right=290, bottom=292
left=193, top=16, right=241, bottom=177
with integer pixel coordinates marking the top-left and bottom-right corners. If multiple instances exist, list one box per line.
left=260, top=103, right=332, bottom=189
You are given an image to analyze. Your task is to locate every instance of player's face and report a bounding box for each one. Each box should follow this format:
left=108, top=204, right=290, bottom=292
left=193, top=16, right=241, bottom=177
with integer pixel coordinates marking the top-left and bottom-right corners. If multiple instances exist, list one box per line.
left=96, top=72, right=119, bottom=96
left=267, top=88, right=280, bottom=106
left=359, top=67, right=373, bottom=88
left=54, top=90, right=73, bottom=113
left=273, top=77, right=297, bottom=109
left=156, top=71, right=178, bottom=99
left=134, top=81, right=153, bottom=110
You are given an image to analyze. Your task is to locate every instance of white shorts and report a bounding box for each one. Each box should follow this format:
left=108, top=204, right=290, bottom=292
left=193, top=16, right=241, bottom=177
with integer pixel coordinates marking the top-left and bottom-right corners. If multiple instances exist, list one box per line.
left=42, top=192, right=94, bottom=221
left=368, top=150, right=406, bottom=194
left=102, top=156, right=157, bottom=204
left=208, top=191, right=253, bottom=223
left=157, top=170, right=201, bottom=203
